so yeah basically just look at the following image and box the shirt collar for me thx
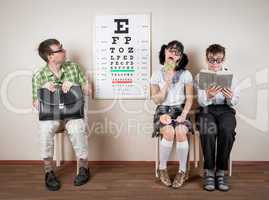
[44,64,54,77]
[44,63,66,77]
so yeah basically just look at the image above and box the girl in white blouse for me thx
[151,40,193,188]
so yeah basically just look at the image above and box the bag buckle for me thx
[59,103,64,109]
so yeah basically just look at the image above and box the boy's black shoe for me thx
[45,171,61,191]
[74,167,90,186]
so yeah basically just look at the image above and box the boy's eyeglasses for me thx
[50,45,65,54]
[207,57,224,64]
[51,49,65,54]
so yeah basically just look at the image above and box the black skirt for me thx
[152,105,193,137]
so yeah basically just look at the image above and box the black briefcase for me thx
[37,86,84,121]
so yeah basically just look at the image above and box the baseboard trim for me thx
[0,160,268,166]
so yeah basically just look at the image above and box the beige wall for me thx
[0,0,269,161]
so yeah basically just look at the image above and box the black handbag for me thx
[38,85,84,121]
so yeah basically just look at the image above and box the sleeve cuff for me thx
[202,98,213,106]
[226,97,237,106]
[198,90,213,107]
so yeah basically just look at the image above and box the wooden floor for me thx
[0,163,268,200]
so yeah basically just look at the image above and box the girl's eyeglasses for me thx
[168,48,182,57]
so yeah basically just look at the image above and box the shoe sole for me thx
[172,184,183,189]
[74,177,89,186]
[204,185,215,191]
[216,186,230,192]
[159,180,172,187]
[216,181,230,191]
[204,188,215,192]
[45,183,61,191]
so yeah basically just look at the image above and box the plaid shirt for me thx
[32,61,87,101]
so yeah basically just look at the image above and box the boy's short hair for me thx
[38,39,60,62]
[206,44,225,58]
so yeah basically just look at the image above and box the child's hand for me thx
[222,87,233,99]
[32,100,38,110]
[43,82,56,92]
[206,86,222,99]
[62,81,73,93]
[160,114,172,125]
[176,113,186,123]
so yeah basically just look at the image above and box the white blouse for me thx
[151,66,193,106]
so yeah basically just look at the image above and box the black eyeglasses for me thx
[50,45,65,54]
[168,48,182,57]
[207,57,224,64]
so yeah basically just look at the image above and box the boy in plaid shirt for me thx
[32,39,91,191]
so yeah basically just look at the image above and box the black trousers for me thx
[196,104,237,170]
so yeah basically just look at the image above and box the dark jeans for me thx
[196,104,237,170]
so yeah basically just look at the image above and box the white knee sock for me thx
[176,140,189,173]
[159,139,173,170]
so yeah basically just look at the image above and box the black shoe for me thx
[74,167,90,186]
[203,176,215,191]
[45,171,61,191]
[216,176,230,192]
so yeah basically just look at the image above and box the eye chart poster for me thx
[94,14,151,99]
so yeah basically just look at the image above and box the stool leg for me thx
[56,133,63,167]
[229,157,232,176]
[55,134,60,167]
[194,134,198,168]
[185,134,191,180]
[77,159,79,175]
[155,137,160,178]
